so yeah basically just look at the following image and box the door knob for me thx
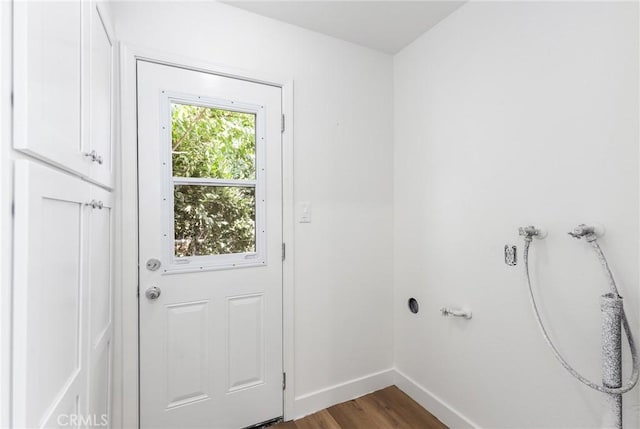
[145,286,161,300]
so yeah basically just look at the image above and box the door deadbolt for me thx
[146,258,161,271]
[145,286,161,300]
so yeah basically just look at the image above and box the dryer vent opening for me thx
[408,298,419,314]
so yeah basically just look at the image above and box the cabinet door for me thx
[13,160,91,428]
[86,185,113,427]
[89,4,115,188]
[13,1,90,177]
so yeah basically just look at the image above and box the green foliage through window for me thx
[171,103,257,257]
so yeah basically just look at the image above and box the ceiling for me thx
[222,1,467,54]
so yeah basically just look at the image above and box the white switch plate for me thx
[299,202,311,223]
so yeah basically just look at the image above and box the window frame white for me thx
[159,91,267,274]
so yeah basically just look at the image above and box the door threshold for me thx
[242,417,283,429]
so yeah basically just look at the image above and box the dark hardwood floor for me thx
[274,386,447,429]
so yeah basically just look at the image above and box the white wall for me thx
[111,0,394,423]
[394,2,639,428]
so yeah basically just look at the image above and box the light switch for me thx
[299,202,311,223]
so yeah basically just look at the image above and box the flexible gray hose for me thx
[523,237,639,394]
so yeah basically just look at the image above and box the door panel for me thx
[165,301,211,408]
[89,190,113,345]
[87,186,114,428]
[89,4,114,187]
[227,294,265,392]
[13,1,88,176]
[32,198,83,420]
[13,161,90,428]
[88,341,110,424]
[137,61,283,429]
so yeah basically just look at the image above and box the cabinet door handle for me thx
[83,150,103,165]
[84,200,104,210]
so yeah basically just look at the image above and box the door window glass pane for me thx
[171,103,256,180]
[174,185,256,257]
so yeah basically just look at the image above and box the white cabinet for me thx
[89,4,115,188]
[13,160,113,428]
[14,2,115,188]
[11,2,116,426]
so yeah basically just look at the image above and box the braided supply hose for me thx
[523,236,639,395]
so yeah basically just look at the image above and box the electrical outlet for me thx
[505,244,517,266]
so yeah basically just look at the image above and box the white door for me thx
[13,161,90,428]
[88,3,115,188]
[137,61,283,429]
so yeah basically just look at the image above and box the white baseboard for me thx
[293,368,395,419]
[394,368,480,429]
[291,367,479,428]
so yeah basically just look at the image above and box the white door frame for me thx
[0,1,12,427]
[114,43,295,428]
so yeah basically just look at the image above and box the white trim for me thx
[113,43,138,429]
[293,369,395,420]
[173,177,256,187]
[122,44,287,90]
[394,368,479,429]
[114,44,295,428]
[0,2,12,426]
[281,80,295,422]
[636,0,640,422]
